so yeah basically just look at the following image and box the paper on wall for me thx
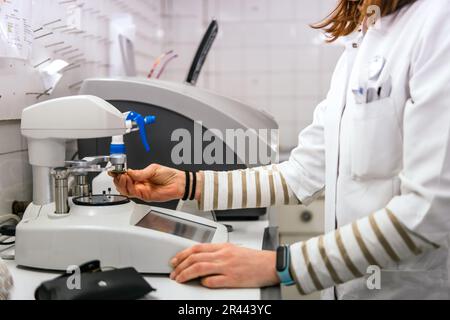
[66,4,82,30]
[0,0,33,60]
[39,59,69,93]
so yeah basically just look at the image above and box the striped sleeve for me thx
[0,258,13,300]
[289,208,440,295]
[198,165,300,211]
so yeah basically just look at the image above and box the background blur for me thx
[160,0,343,153]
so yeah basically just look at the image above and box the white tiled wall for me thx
[160,0,344,153]
[0,0,164,214]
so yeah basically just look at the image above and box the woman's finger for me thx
[125,175,137,197]
[175,262,223,283]
[171,244,228,267]
[170,252,219,280]
[201,275,229,289]
[115,175,129,196]
[128,165,157,182]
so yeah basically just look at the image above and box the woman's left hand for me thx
[170,243,280,289]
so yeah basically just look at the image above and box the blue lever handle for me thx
[145,116,156,125]
[126,112,156,153]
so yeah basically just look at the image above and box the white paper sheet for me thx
[0,0,33,60]
[39,59,69,93]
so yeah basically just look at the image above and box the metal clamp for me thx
[51,168,70,214]
[51,155,128,214]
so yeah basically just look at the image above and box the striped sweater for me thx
[0,258,13,300]
[198,165,439,295]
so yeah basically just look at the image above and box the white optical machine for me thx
[15,95,228,273]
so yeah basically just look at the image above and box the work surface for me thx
[4,221,278,300]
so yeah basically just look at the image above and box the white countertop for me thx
[3,221,270,300]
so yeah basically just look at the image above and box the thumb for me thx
[127,166,156,182]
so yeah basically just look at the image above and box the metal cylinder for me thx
[110,154,127,173]
[113,164,125,173]
[52,168,70,214]
[73,175,90,197]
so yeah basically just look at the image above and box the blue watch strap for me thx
[277,246,296,286]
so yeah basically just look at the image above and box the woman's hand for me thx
[170,244,280,289]
[111,164,187,202]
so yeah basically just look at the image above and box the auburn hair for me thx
[313,0,417,42]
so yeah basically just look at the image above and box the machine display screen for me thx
[135,211,216,243]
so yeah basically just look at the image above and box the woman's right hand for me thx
[110,164,187,202]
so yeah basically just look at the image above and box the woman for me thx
[114,0,450,299]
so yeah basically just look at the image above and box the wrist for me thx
[175,170,187,199]
[176,171,203,201]
[268,251,281,286]
[276,245,296,286]
[195,172,203,201]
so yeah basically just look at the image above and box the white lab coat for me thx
[279,0,450,299]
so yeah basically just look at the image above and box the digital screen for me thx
[135,210,216,243]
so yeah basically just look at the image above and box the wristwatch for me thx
[276,245,296,286]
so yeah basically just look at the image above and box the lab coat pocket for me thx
[350,97,402,180]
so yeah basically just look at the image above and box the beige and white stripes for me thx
[0,258,13,300]
[199,165,299,211]
[289,208,439,295]
[198,165,438,295]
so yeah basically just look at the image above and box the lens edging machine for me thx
[79,78,280,221]
[15,95,229,273]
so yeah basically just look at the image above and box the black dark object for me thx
[189,172,197,201]
[300,210,313,223]
[73,195,131,207]
[0,240,15,246]
[276,245,289,273]
[35,261,155,300]
[0,225,16,237]
[182,171,190,201]
[12,201,31,216]
[186,20,219,86]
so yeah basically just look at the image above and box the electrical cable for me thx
[147,50,174,79]
[71,151,79,161]
[0,225,16,246]
[156,54,179,79]
[0,225,16,237]
[0,240,15,246]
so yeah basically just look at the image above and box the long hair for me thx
[312,0,417,42]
